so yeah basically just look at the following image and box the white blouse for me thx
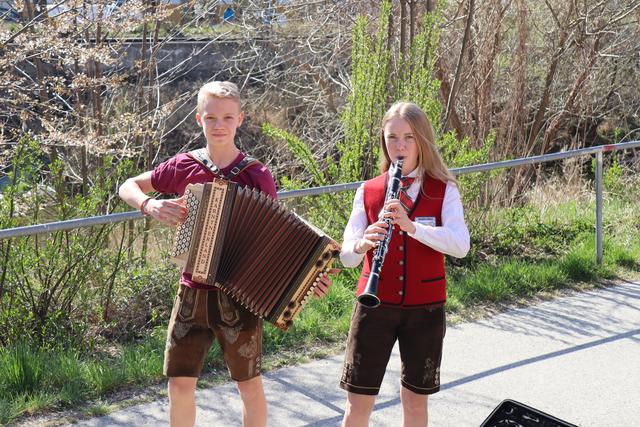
[340,169,471,268]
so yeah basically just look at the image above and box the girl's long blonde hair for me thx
[379,102,456,184]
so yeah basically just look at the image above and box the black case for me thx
[480,399,578,427]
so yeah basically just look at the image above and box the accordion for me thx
[170,179,340,330]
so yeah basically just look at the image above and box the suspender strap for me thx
[189,148,221,176]
[188,148,260,180]
[227,156,260,179]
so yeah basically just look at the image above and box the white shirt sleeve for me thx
[407,182,470,258]
[340,184,368,268]
[339,179,471,267]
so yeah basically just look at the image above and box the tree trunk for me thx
[524,1,576,156]
[444,0,474,131]
[93,20,103,138]
[141,11,162,260]
[540,35,602,154]
[436,58,466,138]
[400,0,407,59]
[409,0,417,45]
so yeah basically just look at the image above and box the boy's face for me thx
[196,96,244,147]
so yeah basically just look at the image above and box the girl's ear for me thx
[195,113,203,127]
[237,112,245,126]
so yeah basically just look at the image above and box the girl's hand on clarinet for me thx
[384,199,416,234]
[355,221,389,254]
[314,268,341,299]
[145,196,188,226]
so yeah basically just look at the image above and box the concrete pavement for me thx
[72,280,640,426]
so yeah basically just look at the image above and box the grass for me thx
[0,329,167,424]
[447,236,639,313]
[1,184,639,425]
[84,404,112,417]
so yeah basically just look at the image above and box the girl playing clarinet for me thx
[339,102,470,426]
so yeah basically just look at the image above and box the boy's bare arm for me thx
[119,171,155,209]
[119,171,186,226]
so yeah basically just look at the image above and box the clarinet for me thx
[357,157,404,308]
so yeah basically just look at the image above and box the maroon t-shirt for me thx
[151,151,277,290]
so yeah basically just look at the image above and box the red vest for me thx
[357,173,447,307]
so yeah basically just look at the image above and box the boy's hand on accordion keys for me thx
[144,196,188,226]
[355,221,389,254]
[313,268,341,299]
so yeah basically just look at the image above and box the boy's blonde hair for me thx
[379,101,456,184]
[197,81,241,114]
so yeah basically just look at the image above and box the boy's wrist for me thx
[140,197,153,216]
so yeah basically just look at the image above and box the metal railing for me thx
[2,140,640,264]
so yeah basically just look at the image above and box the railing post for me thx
[595,150,604,265]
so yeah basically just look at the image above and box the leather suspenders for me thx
[187,148,259,180]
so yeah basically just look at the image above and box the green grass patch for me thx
[0,330,166,424]
[448,259,568,305]
[84,403,112,417]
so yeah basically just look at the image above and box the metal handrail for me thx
[2,140,640,263]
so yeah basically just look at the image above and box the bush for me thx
[0,138,176,349]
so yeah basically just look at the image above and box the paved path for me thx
[72,280,640,426]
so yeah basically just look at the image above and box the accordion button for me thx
[399,260,404,265]
[399,275,404,281]
[398,246,403,251]
[398,291,403,295]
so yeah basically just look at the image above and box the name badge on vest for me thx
[415,216,436,227]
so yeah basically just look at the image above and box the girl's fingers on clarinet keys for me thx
[364,231,384,241]
[356,238,377,253]
[385,198,400,208]
[366,221,388,236]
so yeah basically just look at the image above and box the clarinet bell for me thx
[358,292,381,308]
[358,275,381,308]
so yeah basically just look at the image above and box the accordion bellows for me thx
[170,179,340,330]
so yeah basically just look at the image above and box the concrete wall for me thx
[119,39,241,81]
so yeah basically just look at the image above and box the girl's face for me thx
[383,117,419,174]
